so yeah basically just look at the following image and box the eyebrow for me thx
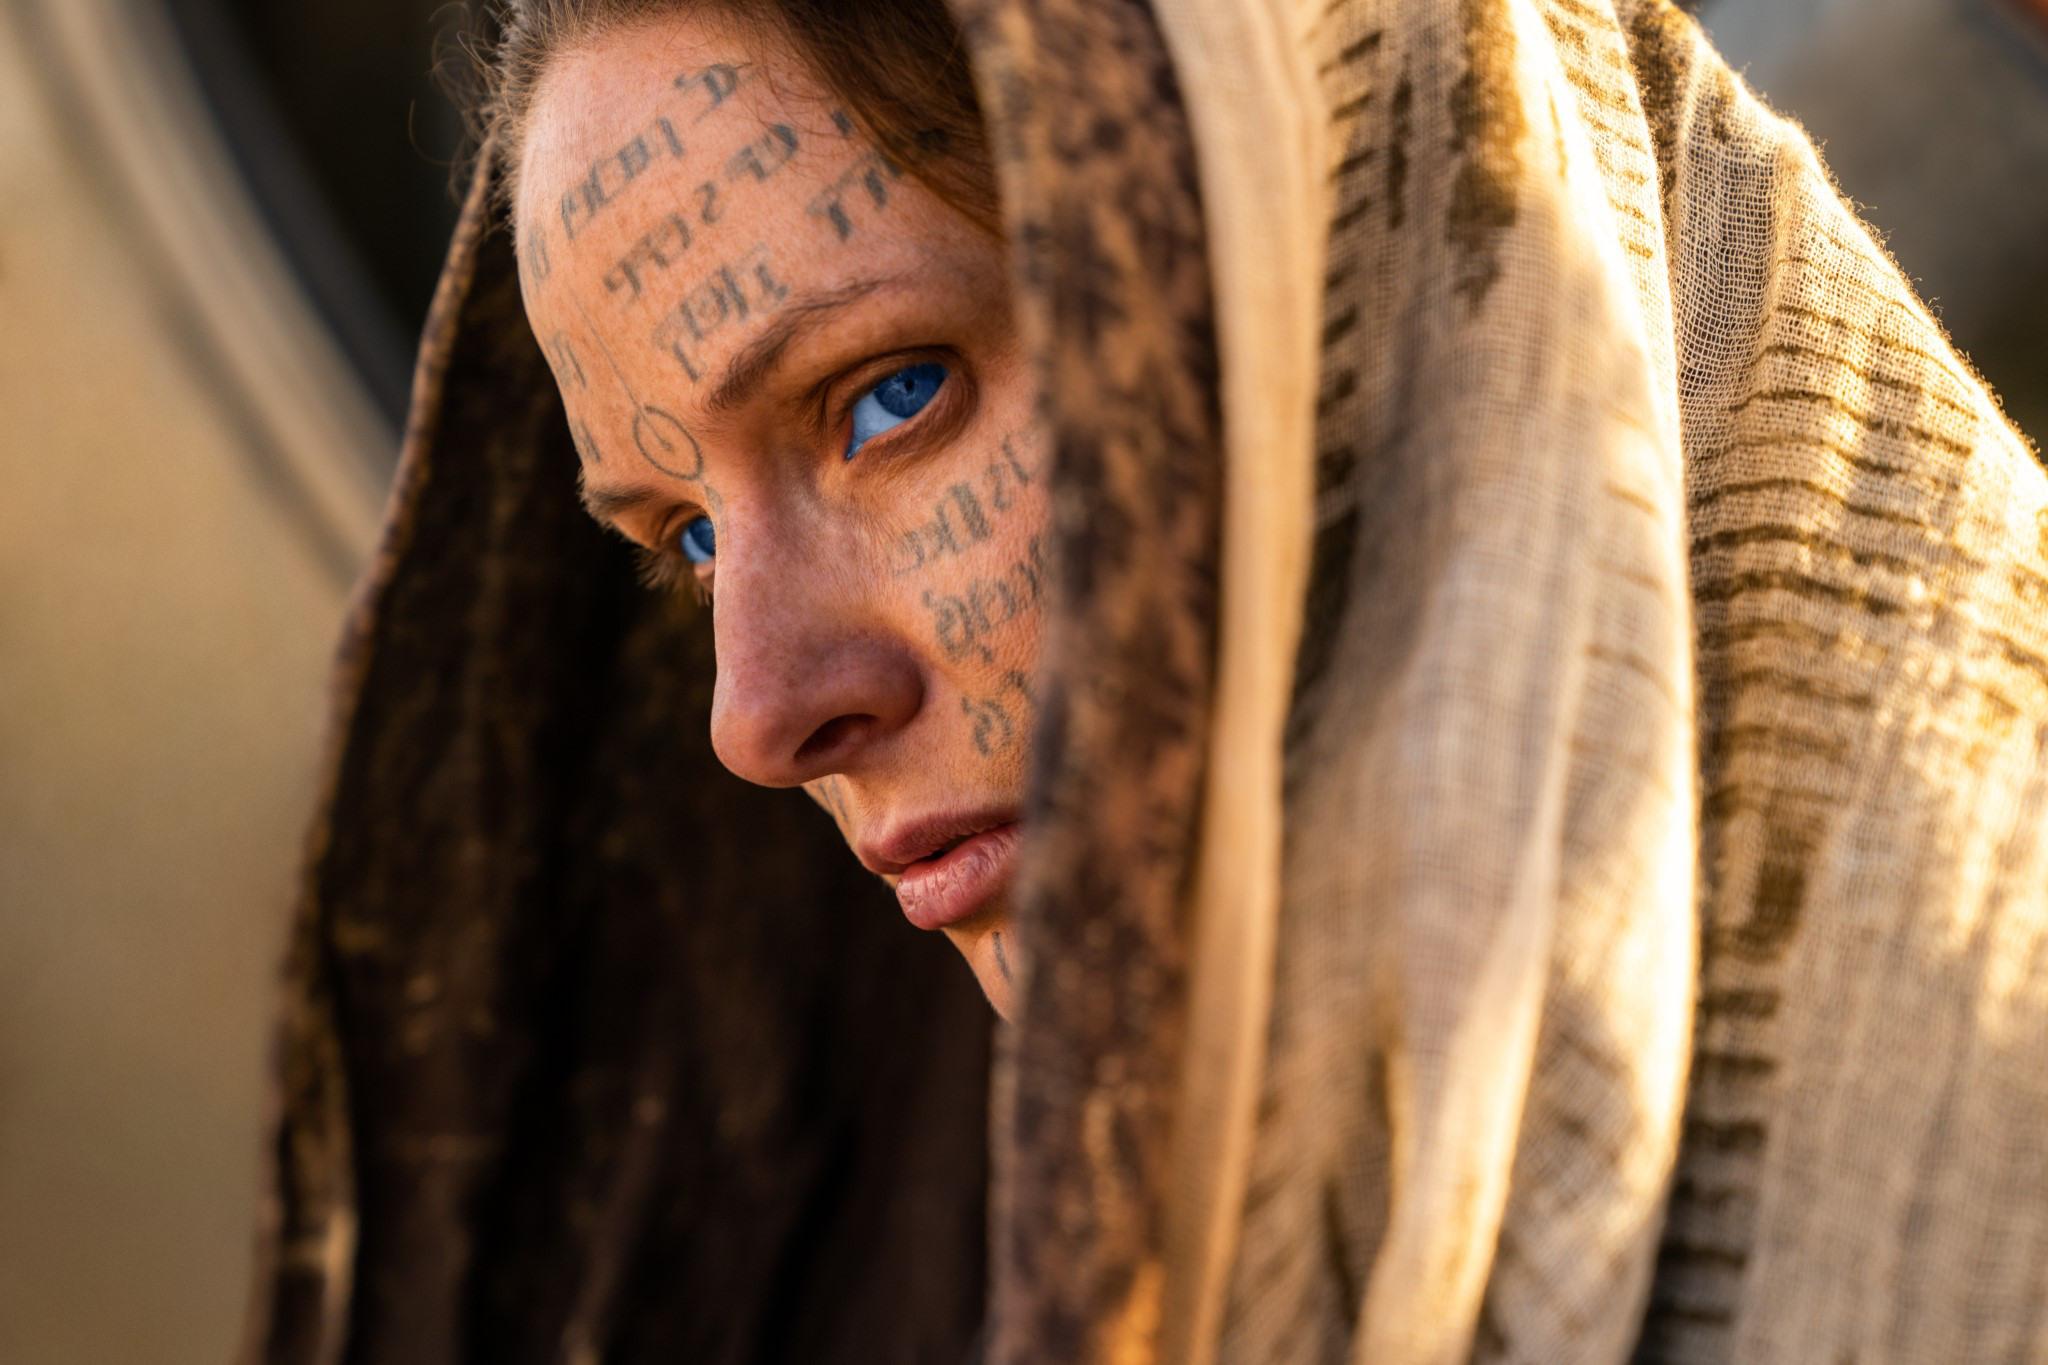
[706,274,902,415]
[580,481,666,523]
[578,274,907,529]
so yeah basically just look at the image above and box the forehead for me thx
[514,15,925,295]
[512,15,979,479]
[518,14,810,229]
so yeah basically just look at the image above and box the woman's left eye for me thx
[843,362,948,460]
[677,515,716,564]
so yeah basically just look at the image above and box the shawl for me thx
[243,1,2048,1362]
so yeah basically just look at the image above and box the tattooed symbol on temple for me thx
[632,405,703,481]
[520,228,554,292]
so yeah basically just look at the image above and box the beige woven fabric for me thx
[1150,0,2048,1361]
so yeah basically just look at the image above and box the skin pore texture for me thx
[516,12,1044,1018]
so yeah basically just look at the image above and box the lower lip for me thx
[895,822,1022,930]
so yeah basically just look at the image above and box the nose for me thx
[706,530,925,789]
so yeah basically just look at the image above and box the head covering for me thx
[244,1,2048,1363]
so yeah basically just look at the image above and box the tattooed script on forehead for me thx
[520,65,730,295]
[521,64,937,305]
[523,55,944,487]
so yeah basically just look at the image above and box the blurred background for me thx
[0,0,2042,1360]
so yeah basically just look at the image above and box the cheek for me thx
[871,438,1051,770]
[884,438,1053,679]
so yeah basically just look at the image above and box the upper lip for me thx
[857,806,1020,876]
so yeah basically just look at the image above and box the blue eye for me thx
[844,362,947,460]
[678,515,716,564]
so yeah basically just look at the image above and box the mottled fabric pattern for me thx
[947,0,1224,1361]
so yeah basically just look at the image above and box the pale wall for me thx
[0,9,377,1361]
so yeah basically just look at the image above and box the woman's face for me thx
[516,14,1042,1017]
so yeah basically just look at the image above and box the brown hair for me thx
[483,0,999,231]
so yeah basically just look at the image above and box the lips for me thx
[858,809,1022,931]
[893,822,1021,930]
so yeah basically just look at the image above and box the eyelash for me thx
[634,541,714,604]
[632,353,957,603]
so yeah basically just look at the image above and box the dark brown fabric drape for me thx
[245,137,995,1365]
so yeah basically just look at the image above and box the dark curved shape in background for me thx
[158,0,489,440]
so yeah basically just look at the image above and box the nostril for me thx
[795,714,871,766]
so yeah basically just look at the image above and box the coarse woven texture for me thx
[1164,0,2048,1362]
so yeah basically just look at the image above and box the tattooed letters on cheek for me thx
[896,484,994,576]
[891,437,1039,575]
[652,246,791,382]
[923,536,1049,665]
[982,434,1037,511]
[961,671,1038,761]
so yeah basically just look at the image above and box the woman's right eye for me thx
[843,362,949,460]
[679,515,716,564]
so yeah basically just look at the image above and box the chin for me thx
[944,916,1017,1020]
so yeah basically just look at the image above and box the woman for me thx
[249,1,2048,1362]
[500,1,1049,1019]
